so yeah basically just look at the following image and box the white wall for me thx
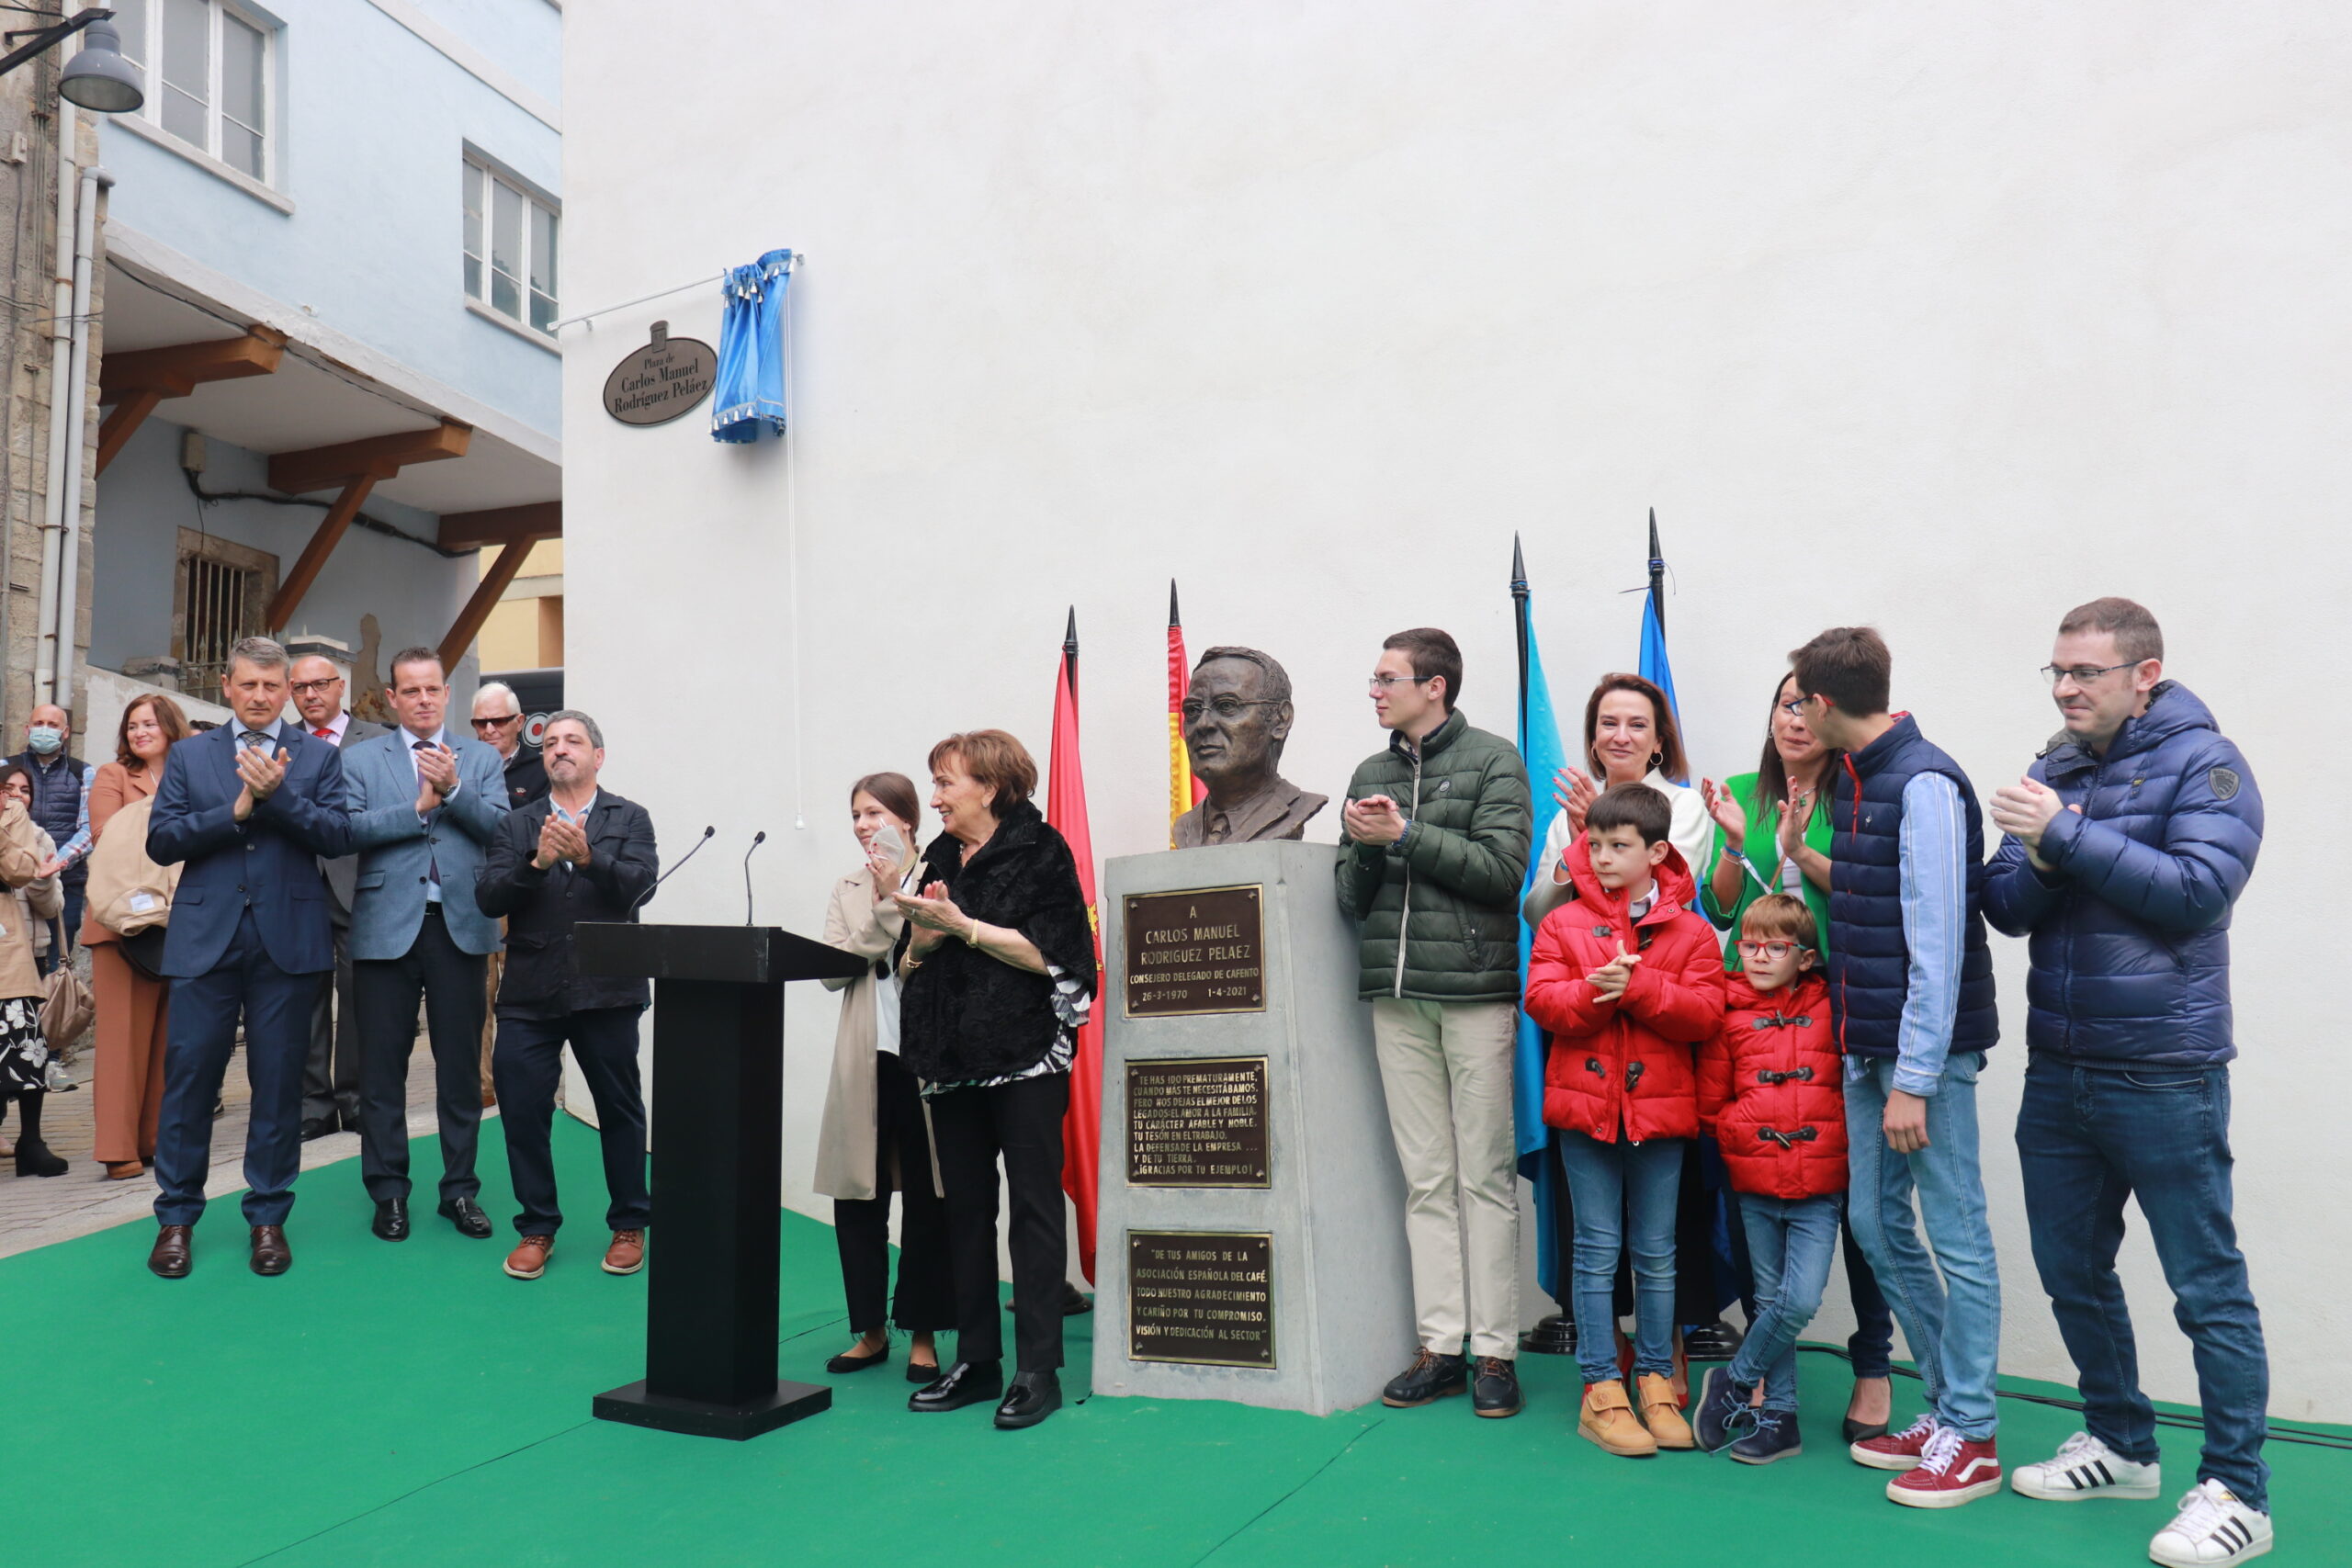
[563,2,2352,1418]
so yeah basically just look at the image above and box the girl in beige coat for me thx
[0,765,66,1176]
[815,773,954,1381]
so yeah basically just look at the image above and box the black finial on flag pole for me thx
[1512,534,1531,734]
[1647,508,1666,637]
[1064,606,1080,694]
[1169,579,1180,627]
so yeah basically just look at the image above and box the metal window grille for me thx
[179,551,264,693]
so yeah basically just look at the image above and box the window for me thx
[172,529,278,694]
[465,160,559,335]
[108,0,273,182]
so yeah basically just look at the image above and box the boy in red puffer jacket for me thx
[1525,783,1726,1459]
[1690,893,1846,1465]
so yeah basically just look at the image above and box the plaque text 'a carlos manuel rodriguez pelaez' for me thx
[1123,885,1266,1018]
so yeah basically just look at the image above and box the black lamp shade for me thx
[59,21,142,114]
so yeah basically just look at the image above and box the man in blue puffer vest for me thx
[1986,598,2271,1568]
[1791,626,2006,1508]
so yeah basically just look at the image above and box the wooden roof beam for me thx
[98,326,287,400]
[437,501,560,552]
[267,420,472,496]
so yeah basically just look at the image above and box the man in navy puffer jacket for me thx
[1986,598,2272,1568]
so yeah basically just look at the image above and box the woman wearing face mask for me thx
[0,763,66,1176]
[1697,672,1895,1442]
[814,771,954,1384]
[83,694,189,1180]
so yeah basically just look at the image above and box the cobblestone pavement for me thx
[0,1031,476,1258]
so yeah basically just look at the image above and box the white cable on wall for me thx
[784,253,806,830]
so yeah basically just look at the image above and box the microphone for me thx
[742,829,768,925]
[627,825,714,917]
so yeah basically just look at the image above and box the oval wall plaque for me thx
[602,321,716,426]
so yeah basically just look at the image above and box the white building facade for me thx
[560,3,2351,1418]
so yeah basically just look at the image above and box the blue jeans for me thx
[2017,1058,2269,1511]
[1844,1053,2001,1439]
[1557,1130,1683,1385]
[1727,1192,1843,1413]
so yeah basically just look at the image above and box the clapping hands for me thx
[1586,942,1642,999]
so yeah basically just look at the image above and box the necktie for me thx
[314,728,333,740]
[240,729,270,750]
[414,740,443,884]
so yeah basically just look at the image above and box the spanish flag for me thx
[1047,609,1102,1282]
[1168,580,1204,843]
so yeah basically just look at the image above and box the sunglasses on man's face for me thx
[471,714,522,729]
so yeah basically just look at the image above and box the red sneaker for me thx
[1850,1413,1940,1471]
[1888,1428,2002,1508]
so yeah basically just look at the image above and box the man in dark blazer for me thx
[344,648,509,1243]
[145,637,354,1279]
[288,653,386,1138]
[473,709,657,1280]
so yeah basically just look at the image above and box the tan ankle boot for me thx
[1639,1371,1694,1450]
[1579,1380,1658,1457]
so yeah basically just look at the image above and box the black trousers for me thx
[302,921,360,1124]
[491,1005,650,1236]
[929,1070,1069,1371]
[356,908,487,1204]
[834,1051,955,1333]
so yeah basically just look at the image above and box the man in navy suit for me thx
[344,648,508,1242]
[145,636,354,1279]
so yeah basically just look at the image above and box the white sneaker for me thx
[2013,1431,2162,1501]
[2149,1480,2273,1567]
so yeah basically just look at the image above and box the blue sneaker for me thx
[1693,1365,1754,1453]
[1730,1408,1804,1465]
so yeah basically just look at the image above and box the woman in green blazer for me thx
[1697,671,1834,967]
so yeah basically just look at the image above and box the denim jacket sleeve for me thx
[1893,772,1965,1096]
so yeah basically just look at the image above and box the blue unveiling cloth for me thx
[712,248,794,443]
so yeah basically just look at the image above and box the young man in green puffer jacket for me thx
[1335,626,1532,1418]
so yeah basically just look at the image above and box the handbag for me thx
[40,916,94,1045]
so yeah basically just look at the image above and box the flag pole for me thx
[1646,507,1666,636]
[1064,605,1080,696]
[1511,533,1531,736]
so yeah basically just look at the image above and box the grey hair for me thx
[226,636,290,673]
[1193,645,1293,706]
[472,680,522,716]
[543,708,603,749]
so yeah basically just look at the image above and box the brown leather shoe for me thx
[1638,1371,1695,1450]
[249,1225,291,1276]
[1579,1380,1658,1457]
[149,1224,192,1279]
[503,1235,553,1280]
[602,1229,645,1275]
[106,1160,147,1181]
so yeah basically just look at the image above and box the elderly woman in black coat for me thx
[891,728,1096,1431]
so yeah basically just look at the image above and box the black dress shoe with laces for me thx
[908,1359,1003,1414]
[249,1224,292,1276]
[439,1196,493,1238]
[995,1370,1062,1430]
[372,1198,410,1241]
[1472,1357,1524,1418]
[149,1224,192,1279]
[1381,1348,1468,1408]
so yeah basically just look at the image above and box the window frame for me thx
[462,153,560,338]
[109,0,278,186]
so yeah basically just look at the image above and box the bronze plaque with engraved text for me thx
[1126,1231,1275,1369]
[1123,884,1265,1018]
[1126,1055,1270,1188]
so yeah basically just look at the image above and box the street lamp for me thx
[0,8,144,114]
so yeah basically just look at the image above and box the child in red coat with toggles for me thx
[1525,783,1727,1459]
[1690,893,1847,1465]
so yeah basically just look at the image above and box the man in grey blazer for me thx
[289,654,387,1139]
[345,647,509,1242]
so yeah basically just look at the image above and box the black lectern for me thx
[576,922,865,1440]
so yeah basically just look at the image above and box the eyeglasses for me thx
[1367,674,1431,694]
[1778,697,1809,717]
[2041,662,2139,688]
[470,714,522,729]
[288,679,342,696]
[1182,697,1281,723]
[1736,939,1810,961]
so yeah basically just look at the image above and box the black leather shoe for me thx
[149,1224,192,1279]
[1061,1281,1092,1316]
[249,1224,291,1276]
[906,1359,940,1385]
[826,1344,891,1375]
[1472,1357,1524,1418]
[1381,1348,1468,1408]
[1519,1312,1579,1356]
[300,1117,334,1143]
[1683,1319,1745,1360]
[1843,1416,1891,1444]
[372,1198,410,1241]
[994,1370,1061,1430]
[908,1359,1003,1414]
[438,1196,493,1238]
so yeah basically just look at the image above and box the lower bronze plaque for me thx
[1127,1055,1270,1188]
[1124,884,1266,1017]
[1127,1231,1275,1369]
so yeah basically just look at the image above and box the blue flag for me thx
[1639,511,1681,763]
[1512,555,1569,1301]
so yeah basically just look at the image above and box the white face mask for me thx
[26,726,62,755]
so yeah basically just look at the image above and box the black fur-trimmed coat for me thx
[899,799,1098,1084]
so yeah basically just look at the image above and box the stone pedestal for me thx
[1091,841,1412,1416]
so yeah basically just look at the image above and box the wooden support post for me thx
[94,387,165,476]
[266,474,377,631]
[438,537,536,670]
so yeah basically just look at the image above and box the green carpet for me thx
[13,1117,2341,1567]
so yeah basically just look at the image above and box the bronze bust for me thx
[1172,647,1328,847]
